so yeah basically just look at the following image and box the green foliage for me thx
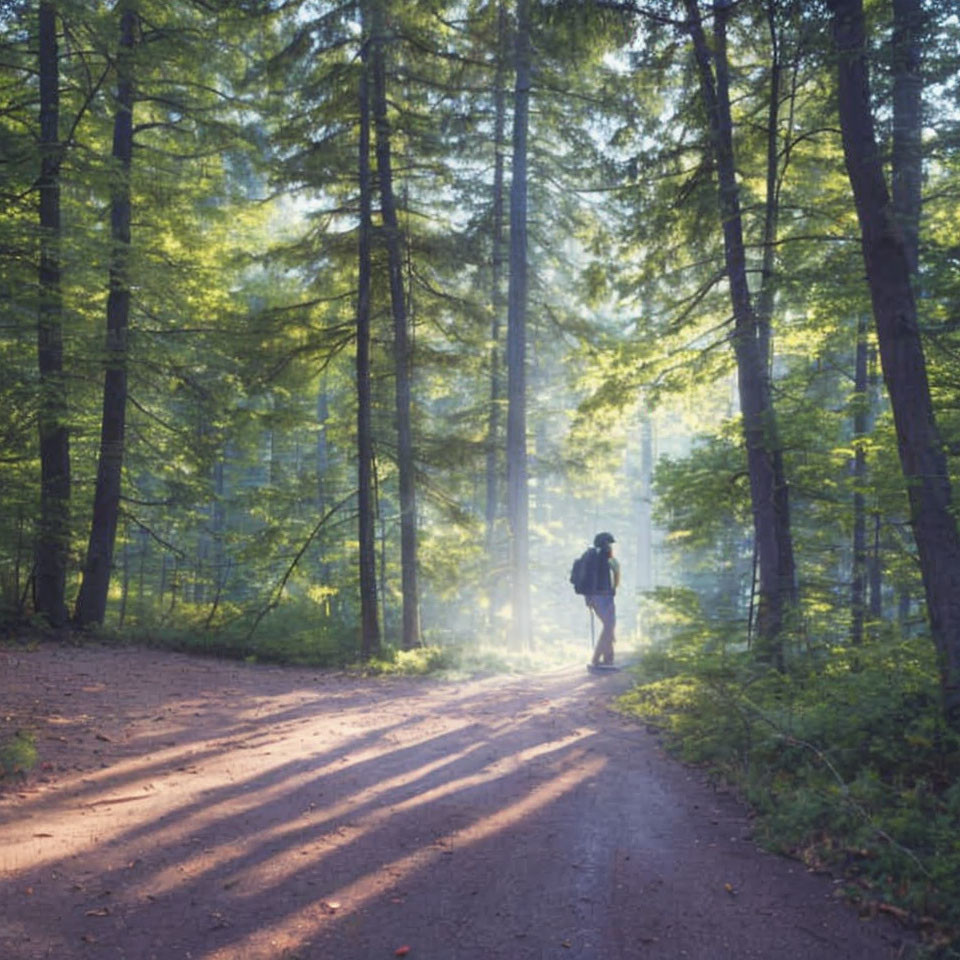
[620,630,960,946]
[0,730,37,780]
[93,594,356,668]
[362,644,459,676]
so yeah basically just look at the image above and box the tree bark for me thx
[74,3,137,626]
[685,0,796,667]
[868,344,883,622]
[486,0,508,628]
[506,0,532,650]
[850,314,869,647]
[36,1,71,628]
[370,0,420,650]
[754,0,781,374]
[891,0,923,275]
[828,0,960,728]
[637,410,654,633]
[356,11,381,659]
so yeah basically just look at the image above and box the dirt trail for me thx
[1,644,911,960]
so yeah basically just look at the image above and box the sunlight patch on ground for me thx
[0,705,484,875]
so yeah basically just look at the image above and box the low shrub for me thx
[0,731,37,780]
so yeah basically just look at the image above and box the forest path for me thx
[0,643,911,960]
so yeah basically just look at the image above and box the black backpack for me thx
[570,547,598,595]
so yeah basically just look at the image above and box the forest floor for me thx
[0,641,917,960]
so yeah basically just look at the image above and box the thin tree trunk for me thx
[506,0,532,650]
[850,314,869,647]
[376,461,388,639]
[869,512,883,619]
[203,556,230,631]
[14,506,24,614]
[828,0,960,728]
[637,410,654,635]
[118,522,129,628]
[74,3,137,626]
[371,1,420,650]
[317,385,329,511]
[867,346,883,620]
[685,0,796,667]
[169,556,179,615]
[356,13,380,659]
[159,550,167,611]
[137,525,146,609]
[36,1,71,628]
[486,0,508,628]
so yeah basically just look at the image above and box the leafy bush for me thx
[0,731,37,780]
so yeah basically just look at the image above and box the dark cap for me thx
[593,532,615,548]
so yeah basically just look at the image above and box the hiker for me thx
[587,532,619,667]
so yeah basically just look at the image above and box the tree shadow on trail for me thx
[0,651,608,960]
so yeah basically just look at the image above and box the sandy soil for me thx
[0,642,914,960]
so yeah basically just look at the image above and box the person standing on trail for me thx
[587,532,619,667]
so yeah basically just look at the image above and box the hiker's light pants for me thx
[588,593,616,665]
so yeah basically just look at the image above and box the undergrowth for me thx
[0,730,37,780]
[619,636,960,957]
[14,604,595,679]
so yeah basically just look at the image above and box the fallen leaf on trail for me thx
[80,934,97,943]
[395,947,411,956]
[95,733,112,742]
[85,907,110,917]
[562,940,572,948]
[723,883,736,895]
[323,900,341,912]
[24,887,33,896]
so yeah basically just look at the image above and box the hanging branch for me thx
[245,491,357,644]
[120,509,186,559]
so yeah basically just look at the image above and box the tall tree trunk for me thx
[118,521,129,628]
[754,0,782,373]
[74,3,137,626]
[317,385,329,511]
[36,1,71,628]
[486,0,508,628]
[891,0,923,275]
[356,13,380,659]
[637,410,654,633]
[828,0,960,729]
[685,0,796,667]
[506,0,532,650]
[850,314,869,647]
[371,1,420,650]
[867,345,883,621]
